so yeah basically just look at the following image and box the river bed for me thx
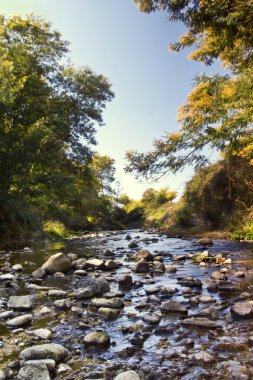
[0,230,253,379]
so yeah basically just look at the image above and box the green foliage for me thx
[0,15,118,245]
[232,221,253,241]
[43,220,70,239]
[127,1,253,179]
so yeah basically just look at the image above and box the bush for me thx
[43,220,70,239]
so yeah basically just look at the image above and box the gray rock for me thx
[12,264,23,271]
[114,371,140,380]
[91,297,124,309]
[41,253,71,274]
[218,281,240,292]
[7,314,32,327]
[193,350,215,365]
[53,299,72,309]
[56,364,71,375]
[83,331,110,348]
[182,317,222,329]
[27,329,51,340]
[132,249,153,262]
[128,241,139,248]
[104,260,120,270]
[8,295,34,311]
[0,310,14,320]
[84,259,105,270]
[22,360,55,372]
[142,313,160,324]
[19,343,69,362]
[172,255,187,261]
[133,260,149,273]
[210,271,228,281]
[231,301,253,320]
[0,274,15,281]
[165,265,177,273]
[152,261,165,272]
[199,295,216,303]
[17,363,50,380]
[118,275,133,290]
[31,268,46,279]
[73,288,93,299]
[98,307,120,320]
[0,370,6,380]
[161,300,188,315]
[194,238,213,246]
[47,290,67,298]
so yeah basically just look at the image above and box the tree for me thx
[0,15,114,194]
[126,1,253,179]
[134,0,253,71]
[0,15,114,244]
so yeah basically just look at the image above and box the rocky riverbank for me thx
[0,231,253,379]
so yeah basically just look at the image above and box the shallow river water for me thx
[1,230,253,379]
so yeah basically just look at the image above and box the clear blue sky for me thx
[0,0,225,199]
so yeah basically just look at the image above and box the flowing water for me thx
[1,230,253,379]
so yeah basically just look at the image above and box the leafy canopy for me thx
[126,1,253,178]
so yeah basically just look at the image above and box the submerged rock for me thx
[19,344,69,362]
[41,253,71,274]
[83,331,110,348]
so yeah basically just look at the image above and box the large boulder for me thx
[114,371,140,380]
[41,253,71,274]
[19,344,69,362]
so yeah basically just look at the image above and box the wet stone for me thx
[98,307,120,320]
[17,363,51,380]
[31,268,46,279]
[182,317,222,329]
[114,371,140,380]
[210,271,228,281]
[133,260,149,273]
[83,331,110,348]
[118,275,133,290]
[141,313,161,324]
[231,301,253,320]
[165,265,177,273]
[47,290,67,297]
[161,300,188,315]
[132,249,153,262]
[22,359,55,372]
[192,350,215,365]
[7,314,32,327]
[91,297,124,309]
[27,329,52,340]
[218,280,240,292]
[19,343,69,362]
[42,252,71,274]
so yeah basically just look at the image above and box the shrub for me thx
[43,220,70,239]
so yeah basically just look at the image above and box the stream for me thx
[0,230,253,379]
